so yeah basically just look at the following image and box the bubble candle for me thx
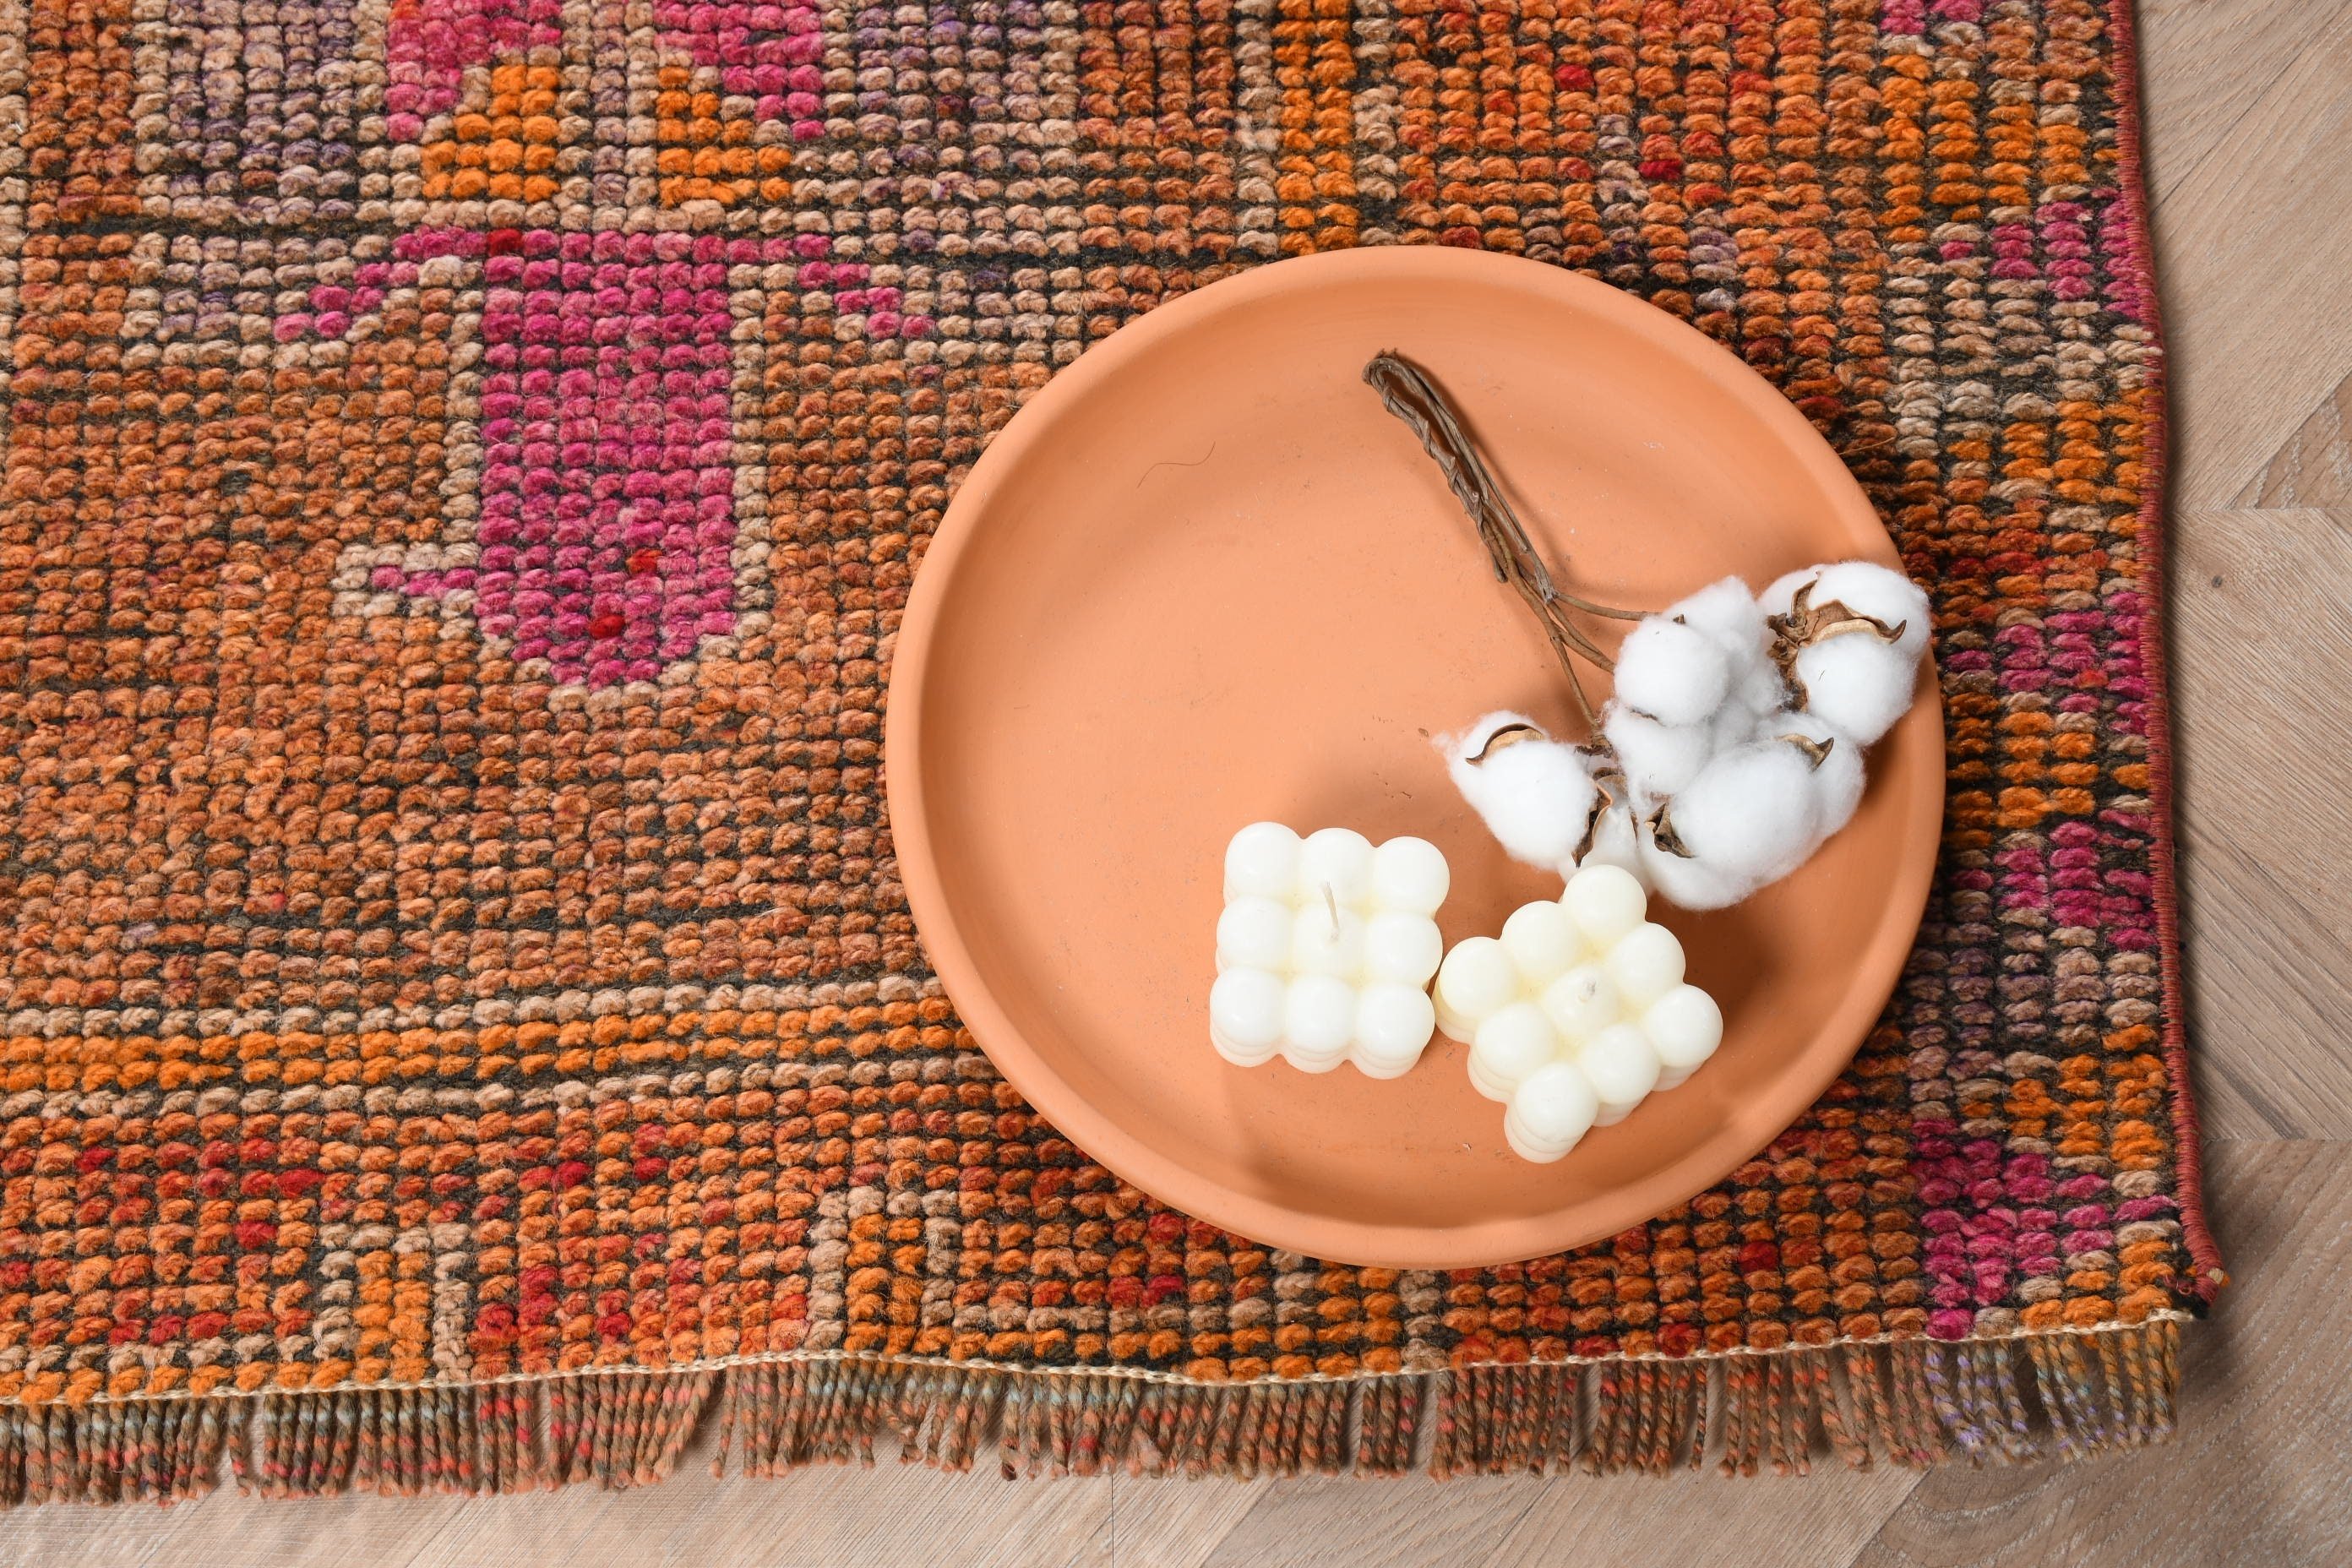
[1210,824,1450,1078]
[1434,863,1724,1160]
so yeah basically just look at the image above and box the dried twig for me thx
[1363,351,1642,726]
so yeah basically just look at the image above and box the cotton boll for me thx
[1804,561,1931,662]
[1296,826,1376,907]
[1604,705,1715,799]
[1666,743,1821,884]
[1635,828,1751,912]
[1669,576,1769,659]
[1209,969,1286,1066]
[1669,577,1780,714]
[1446,721,1599,869]
[1731,652,1791,717]
[1758,708,1865,841]
[1712,699,1768,760]
[1793,634,1919,746]
[1449,710,1548,756]
[1613,616,1733,727]
[1764,561,1931,710]
[1759,567,1817,621]
[1223,821,1300,901]
[1571,799,1647,885]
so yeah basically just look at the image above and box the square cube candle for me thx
[1210,824,1450,1077]
[1433,863,1724,1161]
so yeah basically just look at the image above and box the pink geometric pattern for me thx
[357,229,741,687]
[652,0,827,133]
[385,0,566,123]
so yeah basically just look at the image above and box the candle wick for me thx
[1323,883,1339,935]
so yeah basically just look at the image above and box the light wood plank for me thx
[2141,0,2352,509]
[1849,1143,2352,1568]
[1484,1461,1922,1568]
[2137,0,2322,191]
[7,1460,1119,1568]
[2170,506,2352,1141]
[1102,1476,1271,1567]
[1192,1476,1549,1568]
[2235,373,2352,507]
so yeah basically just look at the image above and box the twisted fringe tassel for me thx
[0,1322,2181,1503]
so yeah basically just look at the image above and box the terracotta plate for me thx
[888,248,1941,1269]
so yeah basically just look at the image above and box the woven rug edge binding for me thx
[2105,0,2225,1304]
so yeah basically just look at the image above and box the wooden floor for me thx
[10,3,2352,1563]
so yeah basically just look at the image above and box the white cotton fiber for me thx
[1815,563,1930,662]
[1665,742,1821,884]
[1612,617,1732,727]
[1731,651,1790,717]
[1529,564,1933,913]
[1758,707,1865,841]
[1793,634,1919,746]
[1451,710,1547,757]
[1667,576,1783,716]
[1604,705,1715,799]
[1669,576,1767,654]
[1445,713,1599,870]
[1761,567,1815,622]
[1568,798,1647,885]
[1763,561,1931,663]
[1635,830,1748,911]
[1707,700,1762,760]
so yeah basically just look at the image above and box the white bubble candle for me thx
[1433,863,1724,1161]
[1210,824,1450,1078]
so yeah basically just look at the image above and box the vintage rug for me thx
[0,0,2221,1500]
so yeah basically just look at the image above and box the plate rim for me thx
[886,245,1944,1269]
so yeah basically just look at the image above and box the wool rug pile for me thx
[0,0,2219,1500]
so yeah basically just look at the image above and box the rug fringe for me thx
[0,1321,2181,1501]
[0,1394,229,1505]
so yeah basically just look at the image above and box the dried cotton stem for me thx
[1364,351,1642,726]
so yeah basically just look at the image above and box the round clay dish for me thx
[888,247,1941,1269]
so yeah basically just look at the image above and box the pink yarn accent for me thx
[650,0,825,122]
[398,231,743,685]
[300,230,928,684]
[2039,201,2096,302]
[385,0,566,121]
[2094,188,2154,325]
